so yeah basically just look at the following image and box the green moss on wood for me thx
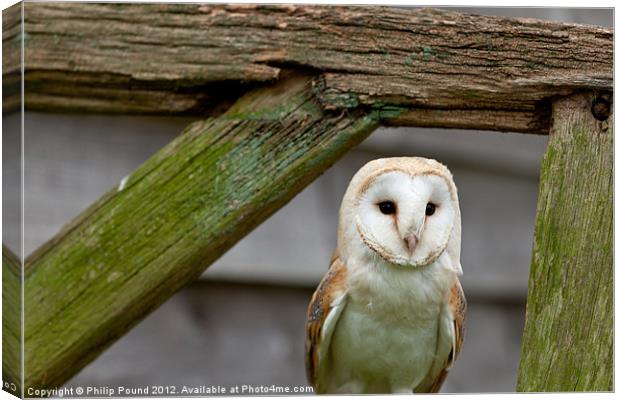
[422,46,433,60]
[3,244,22,397]
[370,103,408,121]
[517,93,613,392]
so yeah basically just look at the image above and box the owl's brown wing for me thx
[417,278,467,393]
[305,252,348,390]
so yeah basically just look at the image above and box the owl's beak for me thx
[404,233,418,253]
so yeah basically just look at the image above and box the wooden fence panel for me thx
[1,3,614,393]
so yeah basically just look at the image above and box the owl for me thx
[305,157,466,394]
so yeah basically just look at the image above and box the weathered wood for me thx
[2,4,22,384]
[2,245,22,397]
[2,3,21,113]
[3,4,612,134]
[517,92,613,391]
[2,4,23,397]
[385,106,550,134]
[22,72,386,390]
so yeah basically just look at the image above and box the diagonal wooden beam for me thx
[516,93,613,391]
[3,4,612,134]
[20,72,388,391]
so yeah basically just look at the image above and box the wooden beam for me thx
[3,4,612,134]
[385,106,550,134]
[2,8,23,386]
[3,244,22,397]
[2,3,21,113]
[516,92,613,391]
[21,72,384,391]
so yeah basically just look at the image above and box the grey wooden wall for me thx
[3,6,611,394]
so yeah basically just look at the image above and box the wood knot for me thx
[591,93,612,121]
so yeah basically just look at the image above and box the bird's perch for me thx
[1,3,614,395]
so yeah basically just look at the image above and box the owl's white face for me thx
[353,171,456,267]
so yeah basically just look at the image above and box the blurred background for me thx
[2,7,613,394]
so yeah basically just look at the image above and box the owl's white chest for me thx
[326,255,455,393]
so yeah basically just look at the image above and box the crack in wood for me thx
[2,4,612,135]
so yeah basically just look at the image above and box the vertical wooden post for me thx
[2,245,22,397]
[517,93,613,391]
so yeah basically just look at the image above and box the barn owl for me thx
[305,157,466,394]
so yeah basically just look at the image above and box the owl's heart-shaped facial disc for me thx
[355,171,455,267]
[337,158,460,269]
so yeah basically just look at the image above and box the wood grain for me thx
[3,4,613,133]
[21,72,382,390]
[2,3,21,113]
[517,92,613,391]
[386,106,550,134]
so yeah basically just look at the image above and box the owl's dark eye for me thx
[378,201,396,215]
[425,203,436,216]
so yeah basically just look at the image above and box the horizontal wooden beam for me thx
[3,4,612,133]
[21,72,383,391]
[385,106,550,134]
